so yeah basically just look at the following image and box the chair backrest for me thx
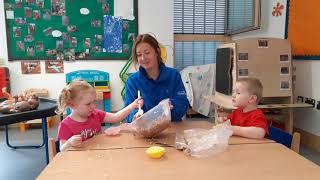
[269,126,300,153]
[49,138,60,160]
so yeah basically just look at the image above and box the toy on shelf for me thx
[66,70,111,114]
[0,67,10,100]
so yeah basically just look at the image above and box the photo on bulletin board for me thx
[238,69,249,77]
[280,54,289,62]
[21,61,41,74]
[4,0,138,61]
[258,39,268,48]
[280,81,290,90]
[280,66,289,75]
[238,53,248,61]
[45,60,64,73]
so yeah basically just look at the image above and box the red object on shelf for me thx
[0,67,10,98]
[103,92,111,99]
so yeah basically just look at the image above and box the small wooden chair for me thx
[48,138,60,160]
[269,126,301,153]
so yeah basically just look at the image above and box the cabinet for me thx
[209,38,312,133]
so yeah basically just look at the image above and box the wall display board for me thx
[4,0,138,61]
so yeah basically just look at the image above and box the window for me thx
[175,41,221,71]
[174,0,260,71]
[226,0,261,35]
[174,0,227,71]
[174,0,225,34]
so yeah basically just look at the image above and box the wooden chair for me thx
[48,138,60,160]
[269,126,301,153]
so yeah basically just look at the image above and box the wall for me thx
[0,0,174,111]
[232,0,286,40]
[233,0,320,136]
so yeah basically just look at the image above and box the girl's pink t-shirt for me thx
[57,109,106,141]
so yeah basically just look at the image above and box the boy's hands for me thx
[217,108,229,123]
[68,135,82,147]
[217,115,228,123]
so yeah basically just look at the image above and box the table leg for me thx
[41,117,49,164]
[4,117,49,164]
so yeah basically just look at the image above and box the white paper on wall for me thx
[114,0,134,20]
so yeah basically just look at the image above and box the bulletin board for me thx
[4,0,138,61]
[286,0,320,57]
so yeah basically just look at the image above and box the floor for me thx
[0,119,320,180]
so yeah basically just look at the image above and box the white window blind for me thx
[175,41,221,71]
[226,0,260,34]
[174,0,226,34]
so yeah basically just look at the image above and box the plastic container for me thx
[132,99,171,138]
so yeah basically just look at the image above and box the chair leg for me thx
[291,132,301,153]
[20,122,27,133]
[48,138,57,161]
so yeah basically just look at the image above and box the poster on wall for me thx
[45,60,64,73]
[21,61,41,74]
[4,0,138,61]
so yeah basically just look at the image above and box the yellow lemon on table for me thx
[145,146,166,159]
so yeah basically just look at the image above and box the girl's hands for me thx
[131,97,144,109]
[68,135,82,147]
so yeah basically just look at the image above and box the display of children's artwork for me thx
[103,15,123,53]
[21,61,41,74]
[45,60,64,73]
[4,0,138,61]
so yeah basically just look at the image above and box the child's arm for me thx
[232,126,266,139]
[59,135,82,151]
[103,98,142,124]
[216,108,231,124]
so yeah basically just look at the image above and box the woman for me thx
[125,34,189,122]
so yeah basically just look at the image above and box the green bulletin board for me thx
[4,0,138,61]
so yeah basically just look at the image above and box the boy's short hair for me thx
[237,78,263,103]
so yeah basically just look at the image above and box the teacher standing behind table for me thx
[125,34,189,123]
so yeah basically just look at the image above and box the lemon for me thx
[145,146,166,159]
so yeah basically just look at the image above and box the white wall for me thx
[233,0,320,136]
[0,0,173,111]
[233,0,286,39]
[293,61,320,135]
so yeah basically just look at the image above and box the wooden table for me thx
[38,143,320,180]
[69,120,274,150]
[37,120,320,179]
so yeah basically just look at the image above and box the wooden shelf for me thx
[203,94,312,110]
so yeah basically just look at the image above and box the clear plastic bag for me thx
[131,99,171,138]
[175,120,233,158]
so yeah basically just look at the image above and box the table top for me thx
[37,143,320,180]
[0,98,57,126]
[69,120,274,151]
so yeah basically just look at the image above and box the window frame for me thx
[173,0,260,68]
[225,0,261,35]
